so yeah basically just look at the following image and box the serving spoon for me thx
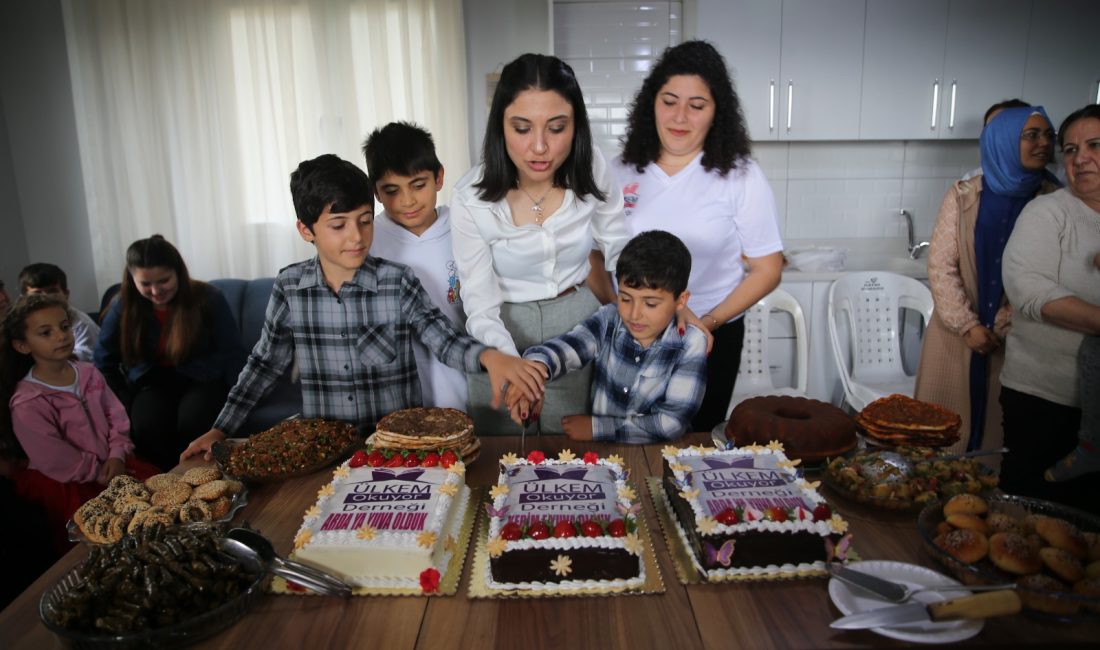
[221,528,352,597]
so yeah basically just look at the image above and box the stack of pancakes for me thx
[368,407,480,463]
[856,394,961,447]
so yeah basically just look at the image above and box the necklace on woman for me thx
[520,185,552,224]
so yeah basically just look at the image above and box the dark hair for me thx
[616,230,691,297]
[289,154,374,229]
[363,122,442,188]
[475,53,605,203]
[620,40,750,176]
[119,235,208,367]
[1058,104,1100,149]
[19,263,68,294]
[983,99,1030,126]
[0,293,71,459]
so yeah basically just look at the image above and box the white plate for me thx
[828,560,982,644]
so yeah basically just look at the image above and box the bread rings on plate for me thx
[988,532,1042,574]
[946,513,991,536]
[1034,517,1089,559]
[1039,547,1085,583]
[943,493,988,517]
[940,528,989,564]
[986,512,1023,534]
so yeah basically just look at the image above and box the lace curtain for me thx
[62,0,469,292]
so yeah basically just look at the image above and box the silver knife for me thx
[830,590,1021,629]
[830,563,1013,603]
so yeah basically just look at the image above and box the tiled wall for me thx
[554,1,981,242]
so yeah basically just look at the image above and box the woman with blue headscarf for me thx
[915,105,1059,459]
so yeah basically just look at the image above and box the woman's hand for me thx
[480,350,547,409]
[97,457,127,485]
[181,428,227,462]
[561,415,593,441]
[962,325,1000,355]
[676,307,715,353]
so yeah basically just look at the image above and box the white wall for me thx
[0,95,30,299]
[0,0,97,311]
[463,0,551,166]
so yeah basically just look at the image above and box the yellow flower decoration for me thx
[304,505,321,519]
[678,487,700,501]
[690,444,709,454]
[293,529,312,550]
[439,483,458,497]
[622,532,644,556]
[333,465,350,479]
[486,536,508,558]
[798,479,822,490]
[745,443,766,453]
[550,554,573,577]
[447,462,466,476]
[558,449,576,462]
[829,514,849,534]
[500,452,519,465]
[696,517,718,535]
[318,483,335,498]
[606,454,624,467]
[489,484,510,499]
[356,526,377,541]
[661,445,680,458]
[618,485,637,501]
[766,440,785,453]
[444,534,457,553]
[669,463,691,473]
[417,531,438,549]
[777,458,802,469]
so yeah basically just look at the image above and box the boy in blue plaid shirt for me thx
[183,155,545,460]
[507,231,707,444]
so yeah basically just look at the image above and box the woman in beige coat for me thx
[915,106,1060,457]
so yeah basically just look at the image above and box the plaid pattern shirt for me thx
[214,256,487,435]
[523,304,708,444]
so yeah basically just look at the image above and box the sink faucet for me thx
[900,209,930,259]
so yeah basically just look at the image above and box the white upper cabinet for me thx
[1021,0,1100,128]
[695,0,782,141]
[697,0,865,141]
[938,0,1031,139]
[860,0,949,140]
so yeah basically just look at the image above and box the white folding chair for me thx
[827,271,933,412]
[725,288,809,418]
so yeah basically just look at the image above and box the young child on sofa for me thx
[0,294,158,552]
[19,263,100,362]
[363,122,467,411]
[182,154,545,461]
[506,230,707,444]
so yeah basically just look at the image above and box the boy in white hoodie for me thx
[363,122,468,410]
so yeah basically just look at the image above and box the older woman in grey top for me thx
[1000,104,1100,514]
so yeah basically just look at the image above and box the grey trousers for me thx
[467,287,599,435]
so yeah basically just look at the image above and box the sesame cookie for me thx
[150,482,193,507]
[179,500,212,523]
[192,479,230,501]
[209,496,233,519]
[181,467,221,486]
[144,473,181,491]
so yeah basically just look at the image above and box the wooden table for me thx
[2,433,1097,649]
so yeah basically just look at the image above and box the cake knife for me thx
[830,590,1020,629]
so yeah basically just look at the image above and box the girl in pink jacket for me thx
[1,294,157,552]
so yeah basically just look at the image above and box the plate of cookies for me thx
[918,493,1100,620]
[68,467,248,545]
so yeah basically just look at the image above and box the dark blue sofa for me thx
[98,278,300,436]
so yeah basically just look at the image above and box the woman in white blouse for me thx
[451,53,630,435]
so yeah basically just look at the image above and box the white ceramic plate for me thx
[828,560,982,644]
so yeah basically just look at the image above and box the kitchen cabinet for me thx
[861,0,1031,140]
[1021,0,1100,126]
[696,0,865,141]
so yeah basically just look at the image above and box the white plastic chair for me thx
[725,288,809,418]
[827,271,933,412]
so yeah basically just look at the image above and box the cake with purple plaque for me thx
[484,450,645,591]
[661,444,850,580]
[290,451,470,591]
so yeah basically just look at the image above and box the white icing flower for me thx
[550,554,573,577]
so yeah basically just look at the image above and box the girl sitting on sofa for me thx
[0,294,159,552]
[94,235,245,469]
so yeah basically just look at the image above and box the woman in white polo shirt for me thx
[451,53,630,435]
[610,40,784,432]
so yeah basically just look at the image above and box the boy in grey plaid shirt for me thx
[507,231,707,443]
[183,155,545,460]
